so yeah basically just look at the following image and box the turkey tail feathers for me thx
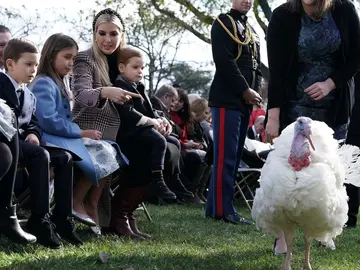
[338,144,360,187]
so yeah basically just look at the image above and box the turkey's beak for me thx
[306,134,315,151]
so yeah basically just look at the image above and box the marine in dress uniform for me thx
[205,3,262,224]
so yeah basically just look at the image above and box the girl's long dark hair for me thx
[176,89,192,125]
[36,33,78,95]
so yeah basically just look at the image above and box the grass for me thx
[0,203,359,270]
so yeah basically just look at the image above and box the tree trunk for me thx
[253,0,268,34]
[148,59,156,96]
[258,0,273,22]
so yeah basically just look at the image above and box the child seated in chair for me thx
[110,46,172,239]
[0,38,82,248]
[30,33,123,237]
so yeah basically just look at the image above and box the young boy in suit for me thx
[115,46,192,197]
[0,38,81,248]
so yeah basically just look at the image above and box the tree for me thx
[127,1,185,95]
[149,0,271,80]
[167,62,213,97]
[149,0,272,41]
[61,0,185,95]
[0,5,49,44]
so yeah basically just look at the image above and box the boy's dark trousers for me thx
[19,141,73,218]
[19,141,51,216]
[119,127,167,186]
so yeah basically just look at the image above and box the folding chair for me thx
[234,161,261,211]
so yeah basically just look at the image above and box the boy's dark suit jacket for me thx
[0,73,81,161]
[0,72,42,140]
[114,76,157,142]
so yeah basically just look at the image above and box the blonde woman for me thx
[71,8,157,239]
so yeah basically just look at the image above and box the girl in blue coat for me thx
[30,33,123,235]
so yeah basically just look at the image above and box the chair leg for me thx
[141,202,153,223]
[235,182,252,211]
[17,189,31,210]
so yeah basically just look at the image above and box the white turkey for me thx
[251,116,360,270]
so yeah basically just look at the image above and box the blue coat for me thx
[30,76,99,185]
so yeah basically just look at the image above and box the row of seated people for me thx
[0,34,213,249]
[0,14,266,249]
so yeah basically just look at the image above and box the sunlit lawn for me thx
[0,203,359,269]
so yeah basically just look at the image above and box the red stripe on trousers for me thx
[216,108,225,216]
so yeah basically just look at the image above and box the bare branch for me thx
[253,0,268,34]
[171,0,214,24]
[150,0,211,44]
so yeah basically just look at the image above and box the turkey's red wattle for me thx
[288,151,311,171]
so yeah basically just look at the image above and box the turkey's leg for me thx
[303,235,312,270]
[275,230,287,254]
[282,228,295,270]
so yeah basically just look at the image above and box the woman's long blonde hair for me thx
[92,12,126,86]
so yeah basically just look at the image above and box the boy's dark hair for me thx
[118,46,143,65]
[3,38,38,70]
[0,25,10,34]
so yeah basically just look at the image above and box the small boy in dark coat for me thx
[114,47,193,202]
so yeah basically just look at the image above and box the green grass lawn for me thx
[0,204,359,270]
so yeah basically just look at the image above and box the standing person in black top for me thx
[264,0,360,255]
[344,72,360,229]
[205,0,262,225]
